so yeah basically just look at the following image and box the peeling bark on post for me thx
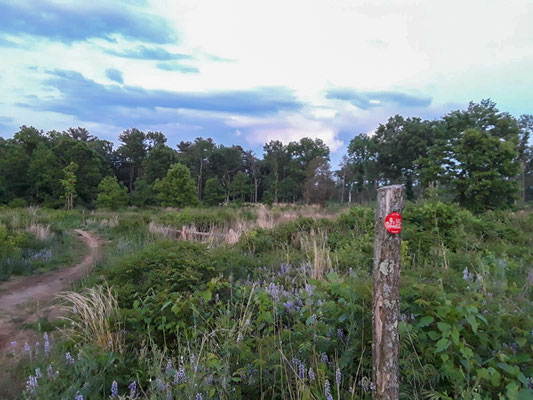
[372,184,404,400]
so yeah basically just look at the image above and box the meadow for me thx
[2,202,532,400]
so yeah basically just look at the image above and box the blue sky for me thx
[0,0,531,166]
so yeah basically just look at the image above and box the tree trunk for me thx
[372,184,404,400]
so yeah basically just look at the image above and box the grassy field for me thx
[3,203,533,399]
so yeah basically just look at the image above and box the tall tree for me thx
[177,137,216,199]
[230,171,252,202]
[117,128,147,191]
[203,177,225,206]
[154,163,199,208]
[142,144,179,184]
[263,140,289,203]
[208,145,245,202]
[96,176,129,209]
[61,162,78,210]
[303,157,335,205]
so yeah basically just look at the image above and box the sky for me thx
[0,0,532,166]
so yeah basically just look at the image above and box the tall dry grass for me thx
[26,223,53,241]
[299,229,332,279]
[58,285,123,353]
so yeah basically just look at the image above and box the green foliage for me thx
[453,128,519,212]
[203,177,225,206]
[11,204,533,399]
[96,176,129,209]
[230,171,252,202]
[154,163,199,208]
[61,161,78,210]
[130,178,156,207]
[154,207,253,231]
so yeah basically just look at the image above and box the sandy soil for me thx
[0,229,101,397]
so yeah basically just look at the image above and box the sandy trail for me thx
[0,229,101,356]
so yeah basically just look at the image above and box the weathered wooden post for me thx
[372,184,404,400]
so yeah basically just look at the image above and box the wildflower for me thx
[43,333,50,355]
[35,368,42,379]
[361,376,374,392]
[65,352,75,365]
[156,378,166,391]
[24,342,31,353]
[320,353,329,364]
[196,393,203,400]
[305,283,312,296]
[10,341,16,348]
[463,267,473,281]
[165,360,173,373]
[25,375,38,395]
[283,300,295,311]
[325,379,333,400]
[128,381,137,398]
[110,381,118,398]
[75,392,84,400]
[174,367,187,384]
[308,368,315,381]
[46,365,58,379]
[336,367,342,386]
[337,329,344,339]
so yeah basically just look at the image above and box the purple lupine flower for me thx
[46,365,57,379]
[128,381,137,398]
[298,361,306,379]
[196,393,203,400]
[336,367,342,386]
[75,392,84,400]
[308,368,315,381]
[25,375,38,395]
[35,368,42,379]
[156,378,166,391]
[10,341,16,348]
[320,353,329,364]
[24,342,31,353]
[463,267,473,281]
[43,333,50,355]
[305,283,312,296]
[165,360,173,373]
[174,367,187,384]
[325,379,333,400]
[110,381,118,398]
[283,300,295,311]
[65,352,75,365]
[337,329,344,339]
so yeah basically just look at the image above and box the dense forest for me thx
[1,99,532,211]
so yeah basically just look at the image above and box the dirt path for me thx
[0,229,101,358]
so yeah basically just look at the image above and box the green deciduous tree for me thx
[61,162,78,210]
[453,128,519,212]
[130,178,157,207]
[96,176,129,209]
[203,177,225,206]
[154,163,199,208]
[230,171,252,202]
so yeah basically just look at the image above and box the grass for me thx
[5,203,533,399]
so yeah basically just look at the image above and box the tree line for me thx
[0,99,531,211]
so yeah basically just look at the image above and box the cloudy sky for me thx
[0,0,531,165]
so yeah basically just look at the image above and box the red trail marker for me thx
[384,212,402,234]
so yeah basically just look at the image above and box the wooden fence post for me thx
[372,184,404,400]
